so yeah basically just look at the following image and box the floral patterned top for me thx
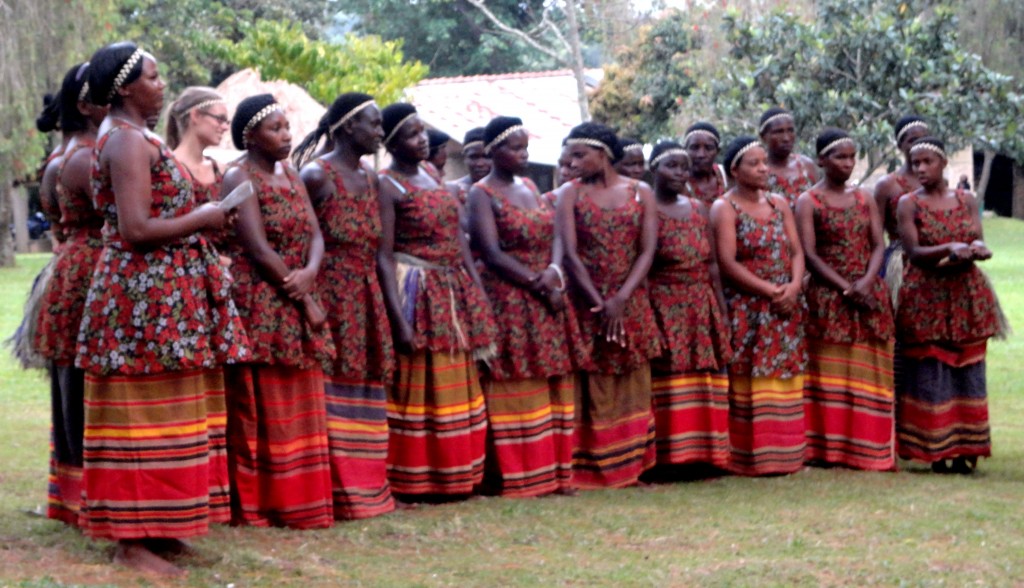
[475,180,589,380]
[221,160,334,369]
[381,169,497,355]
[767,161,814,208]
[723,196,806,378]
[572,180,662,375]
[35,138,105,365]
[880,173,915,242]
[184,157,230,250]
[686,164,727,205]
[804,188,894,344]
[314,159,394,383]
[649,203,731,374]
[896,191,999,349]
[76,120,249,375]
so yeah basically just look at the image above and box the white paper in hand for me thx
[217,180,254,210]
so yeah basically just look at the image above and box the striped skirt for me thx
[47,365,84,526]
[226,365,333,529]
[651,370,731,469]
[804,341,896,471]
[79,368,227,540]
[387,351,487,496]
[483,375,575,497]
[324,377,395,519]
[728,375,806,476]
[573,367,656,489]
[896,355,990,463]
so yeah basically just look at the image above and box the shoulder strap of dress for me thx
[715,164,728,190]
[379,169,410,195]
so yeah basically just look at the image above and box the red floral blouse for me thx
[475,180,589,380]
[35,138,105,365]
[804,188,894,344]
[184,157,230,250]
[572,181,662,375]
[896,191,999,348]
[723,197,806,379]
[686,164,727,205]
[767,163,814,208]
[649,203,732,374]
[76,121,249,375]
[314,159,394,383]
[381,169,497,355]
[222,161,335,369]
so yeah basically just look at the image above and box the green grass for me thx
[2,219,1024,587]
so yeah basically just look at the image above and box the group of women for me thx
[28,42,1002,576]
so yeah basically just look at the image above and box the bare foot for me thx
[114,540,186,577]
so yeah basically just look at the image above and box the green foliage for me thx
[216,20,427,105]
[590,10,703,141]
[339,0,560,77]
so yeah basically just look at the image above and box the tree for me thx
[216,20,428,105]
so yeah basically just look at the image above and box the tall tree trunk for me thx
[563,0,590,122]
[0,179,15,267]
[975,148,996,210]
[1013,161,1024,221]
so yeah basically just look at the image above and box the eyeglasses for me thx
[199,112,230,126]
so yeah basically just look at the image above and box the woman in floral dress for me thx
[710,136,807,476]
[376,103,497,499]
[221,94,335,529]
[682,121,728,205]
[557,122,661,489]
[467,116,587,497]
[758,107,818,207]
[895,136,1000,474]
[646,141,732,472]
[297,92,396,519]
[75,42,248,576]
[34,62,107,527]
[795,129,896,471]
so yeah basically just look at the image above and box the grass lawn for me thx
[1,218,1023,587]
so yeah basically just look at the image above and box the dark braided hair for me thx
[615,136,643,163]
[463,127,485,148]
[35,93,61,133]
[758,106,792,136]
[565,122,619,160]
[648,140,687,169]
[483,116,524,154]
[427,129,451,159]
[292,92,375,167]
[57,63,92,135]
[683,121,720,147]
[722,135,761,179]
[894,114,928,146]
[230,93,278,151]
[381,103,419,149]
[815,127,852,157]
[87,41,144,107]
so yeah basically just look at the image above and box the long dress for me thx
[34,137,102,526]
[380,169,498,496]
[75,120,249,540]
[475,181,588,497]
[895,191,999,463]
[571,182,662,488]
[686,164,727,206]
[723,196,807,476]
[314,159,396,519]
[223,161,335,529]
[802,189,896,470]
[649,203,732,469]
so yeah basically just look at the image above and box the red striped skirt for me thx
[804,341,896,471]
[651,370,730,469]
[483,375,575,497]
[728,375,806,476]
[226,365,333,529]
[387,351,487,496]
[79,368,227,540]
[47,365,84,526]
[573,367,656,489]
[324,377,395,519]
[896,353,990,463]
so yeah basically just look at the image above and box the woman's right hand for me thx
[195,202,229,230]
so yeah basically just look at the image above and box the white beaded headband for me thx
[818,137,856,157]
[565,137,614,159]
[909,142,946,159]
[484,125,526,154]
[621,142,643,153]
[650,148,689,169]
[462,140,484,152]
[242,103,282,147]
[186,98,225,115]
[683,128,719,146]
[758,112,793,135]
[107,48,144,101]
[328,99,376,135]
[78,82,90,103]
[384,112,417,145]
[729,141,763,169]
[896,120,929,143]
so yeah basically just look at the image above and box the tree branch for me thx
[465,0,567,64]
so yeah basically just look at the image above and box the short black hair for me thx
[87,41,144,107]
